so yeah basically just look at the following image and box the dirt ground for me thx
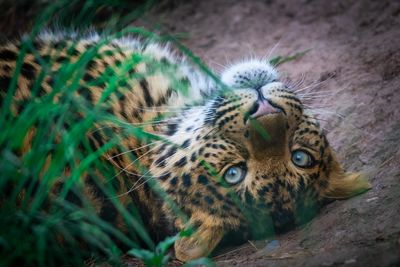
[135,0,400,266]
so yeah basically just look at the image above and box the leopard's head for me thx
[149,60,370,261]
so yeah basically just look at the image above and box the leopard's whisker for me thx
[128,168,168,193]
[296,89,334,96]
[303,104,336,110]
[106,141,160,160]
[293,75,334,94]
[297,92,335,98]
[264,38,282,61]
[209,59,226,72]
[91,119,174,133]
[313,110,345,119]
[90,124,119,134]
[126,104,191,113]
[126,148,190,193]
[125,169,154,193]
[286,73,307,90]
[119,118,177,126]
[105,145,163,184]
[299,95,335,100]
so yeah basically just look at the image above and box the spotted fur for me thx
[0,33,371,261]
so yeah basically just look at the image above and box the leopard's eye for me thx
[223,165,246,184]
[291,150,315,168]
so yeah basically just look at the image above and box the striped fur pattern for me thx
[0,32,370,261]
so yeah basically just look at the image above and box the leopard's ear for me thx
[323,171,371,199]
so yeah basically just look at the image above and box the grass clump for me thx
[0,42,144,267]
[0,1,170,266]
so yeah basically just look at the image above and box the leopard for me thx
[0,32,371,262]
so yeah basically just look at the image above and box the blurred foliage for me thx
[0,0,158,38]
[0,1,176,266]
[0,39,142,267]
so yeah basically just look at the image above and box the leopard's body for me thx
[0,32,370,261]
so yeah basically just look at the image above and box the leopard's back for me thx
[0,32,213,238]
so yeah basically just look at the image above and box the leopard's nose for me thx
[250,100,282,119]
[250,82,285,119]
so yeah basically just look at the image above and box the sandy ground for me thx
[135,0,400,266]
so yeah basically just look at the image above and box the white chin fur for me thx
[221,59,279,89]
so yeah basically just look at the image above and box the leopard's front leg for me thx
[174,224,224,262]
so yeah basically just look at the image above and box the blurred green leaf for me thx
[269,49,311,66]
[128,234,179,267]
